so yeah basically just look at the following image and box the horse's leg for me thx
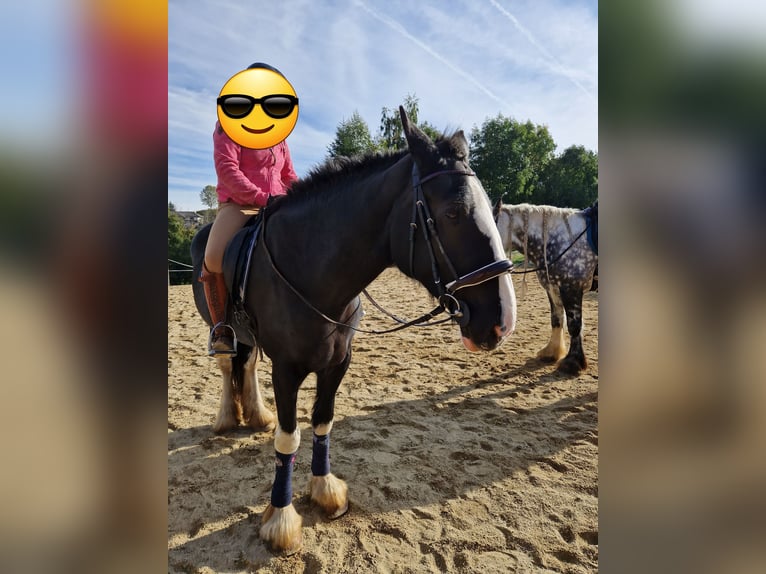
[260,362,306,555]
[309,351,351,519]
[241,351,276,432]
[537,287,568,363]
[212,356,239,434]
[556,284,588,375]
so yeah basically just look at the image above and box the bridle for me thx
[405,163,513,327]
[260,162,513,334]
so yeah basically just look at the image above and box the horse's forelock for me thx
[435,131,469,162]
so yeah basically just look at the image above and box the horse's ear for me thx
[452,129,469,160]
[492,197,503,217]
[493,194,507,217]
[399,105,436,161]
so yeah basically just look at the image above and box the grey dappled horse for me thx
[494,201,597,375]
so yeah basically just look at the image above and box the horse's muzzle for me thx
[459,315,511,353]
[440,260,515,352]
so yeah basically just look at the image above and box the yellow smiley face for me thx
[217,66,299,149]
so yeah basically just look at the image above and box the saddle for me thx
[582,201,598,291]
[582,200,598,255]
[221,212,263,347]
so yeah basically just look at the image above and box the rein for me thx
[509,222,591,275]
[259,224,449,335]
[259,163,513,335]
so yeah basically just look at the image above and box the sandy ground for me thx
[168,268,598,573]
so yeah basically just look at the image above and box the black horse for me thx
[191,107,517,554]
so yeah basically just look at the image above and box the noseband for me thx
[408,164,513,325]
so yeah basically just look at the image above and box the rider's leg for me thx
[200,201,254,356]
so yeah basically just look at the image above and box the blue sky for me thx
[169,0,597,211]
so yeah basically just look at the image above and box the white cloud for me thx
[486,0,596,102]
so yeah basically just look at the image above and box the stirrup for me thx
[207,322,238,357]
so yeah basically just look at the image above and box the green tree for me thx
[168,208,194,285]
[418,120,442,143]
[377,93,420,151]
[327,111,376,158]
[469,114,556,205]
[534,145,598,208]
[199,185,218,223]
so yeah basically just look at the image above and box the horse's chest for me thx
[263,322,352,368]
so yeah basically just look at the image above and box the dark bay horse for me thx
[494,201,597,375]
[191,107,517,554]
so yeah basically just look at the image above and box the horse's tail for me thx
[230,343,253,400]
[191,223,214,323]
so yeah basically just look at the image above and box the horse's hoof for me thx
[250,419,277,433]
[556,356,586,376]
[310,474,349,519]
[536,353,559,364]
[327,500,349,520]
[246,411,276,433]
[260,503,303,555]
[212,418,239,434]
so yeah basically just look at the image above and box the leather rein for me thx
[259,163,513,335]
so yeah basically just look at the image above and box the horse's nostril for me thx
[495,325,507,338]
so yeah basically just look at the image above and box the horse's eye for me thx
[445,205,461,220]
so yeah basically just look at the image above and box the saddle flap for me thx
[222,214,262,306]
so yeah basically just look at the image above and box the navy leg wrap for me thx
[311,432,331,477]
[270,451,296,508]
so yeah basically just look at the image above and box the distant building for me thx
[176,211,204,228]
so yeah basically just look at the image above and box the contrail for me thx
[354,0,512,110]
[487,0,596,102]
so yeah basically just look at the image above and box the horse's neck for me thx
[509,208,577,254]
[507,209,535,251]
[509,209,554,252]
[268,157,410,310]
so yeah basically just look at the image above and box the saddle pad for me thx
[583,201,598,255]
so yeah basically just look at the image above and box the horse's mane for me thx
[281,131,467,208]
[503,203,579,222]
[501,203,580,292]
[286,149,409,201]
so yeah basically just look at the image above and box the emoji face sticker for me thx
[217,65,299,149]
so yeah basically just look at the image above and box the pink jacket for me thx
[213,121,298,206]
